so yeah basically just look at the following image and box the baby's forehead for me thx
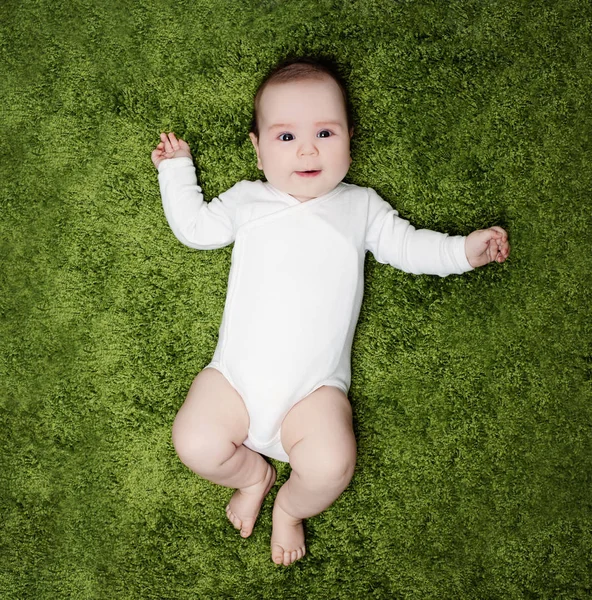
[257,76,346,116]
[260,74,336,98]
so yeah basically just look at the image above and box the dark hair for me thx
[249,56,353,138]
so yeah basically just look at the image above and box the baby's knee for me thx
[172,417,232,476]
[171,417,207,467]
[302,443,357,490]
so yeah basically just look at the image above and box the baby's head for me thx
[249,57,354,202]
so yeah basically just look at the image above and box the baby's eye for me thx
[317,130,332,138]
[279,133,294,142]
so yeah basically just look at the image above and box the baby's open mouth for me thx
[296,170,321,177]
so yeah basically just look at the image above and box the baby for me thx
[151,57,510,566]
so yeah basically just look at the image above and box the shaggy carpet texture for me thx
[1,0,590,598]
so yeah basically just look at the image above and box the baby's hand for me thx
[465,226,511,268]
[151,132,193,169]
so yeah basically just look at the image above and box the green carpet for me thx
[1,0,591,597]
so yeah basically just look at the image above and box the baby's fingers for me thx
[161,132,176,153]
[160,131,181,152]
[163,131,190,153]
[498,240,511,262]
[489,226,508,242]
[488,241,499,263]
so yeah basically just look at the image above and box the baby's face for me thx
[249,77,353,202]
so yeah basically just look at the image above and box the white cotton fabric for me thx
[158,157,473,462]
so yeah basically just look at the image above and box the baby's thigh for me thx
[172,367,250,450]
[280,386,356,474]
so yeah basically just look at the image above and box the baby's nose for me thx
[298,141,319,156]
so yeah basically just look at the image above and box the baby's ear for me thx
[249,133,263,170]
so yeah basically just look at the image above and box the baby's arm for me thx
[365,189,510,276]
[153,132,240,250]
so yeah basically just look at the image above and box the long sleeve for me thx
[364,188,474,277]
[157,157,241,249]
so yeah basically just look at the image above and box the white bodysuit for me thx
[158,157,473,462]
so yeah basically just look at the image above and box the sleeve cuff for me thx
[453,236,474,272]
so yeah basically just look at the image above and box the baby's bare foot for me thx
[271,502,306,566]
[225,463,276,538]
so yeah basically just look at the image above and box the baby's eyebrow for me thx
[268,124,293,132]
[314,121,344,129]
[268,121,344,132]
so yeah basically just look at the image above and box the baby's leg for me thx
[272,386,357,566]
[172,367,276,537]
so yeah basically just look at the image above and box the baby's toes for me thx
[271,544,284,565]
[225,505,242,531]
[225,506,257,538]
[239,519,256,538]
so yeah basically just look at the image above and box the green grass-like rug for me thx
[1,0,591,598]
